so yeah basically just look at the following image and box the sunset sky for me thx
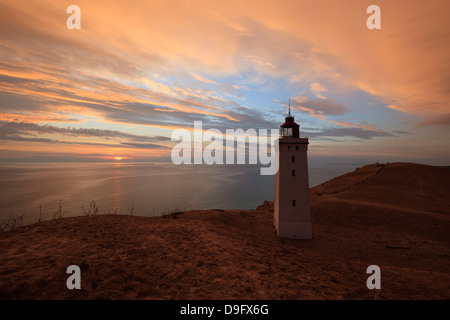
[0,0,449,164]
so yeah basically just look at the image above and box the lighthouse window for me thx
[292,170,295,177]
[293,199,296,207]
[282,127,293,137]
[288,146,291,150]
[292,156,295,163]
[295,146,299,150]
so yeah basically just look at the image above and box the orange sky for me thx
[0,0,449,164]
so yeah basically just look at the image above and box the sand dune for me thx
[0,162,449,299]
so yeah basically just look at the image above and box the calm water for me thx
[0,162,359,226]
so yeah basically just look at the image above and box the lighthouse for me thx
[274,105,312,239]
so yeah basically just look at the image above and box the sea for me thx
[0,162,360,226]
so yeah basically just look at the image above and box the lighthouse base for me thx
[275,221,312,239]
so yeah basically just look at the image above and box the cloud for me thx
[304,127,395,140]
[0,61,247,126]
[310,83,326,99]
[191,73,218,85]
[2,0,449,119]
[292,98,348,120]
[1,135,168,150]
[0,0,448,161]
[120,142,170,149]
[417,113,450,127]
[0,121,171,144]
[328,120,380,132]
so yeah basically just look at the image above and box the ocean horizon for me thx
[0,161,361,226]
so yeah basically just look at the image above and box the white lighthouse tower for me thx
[274,105,312,239]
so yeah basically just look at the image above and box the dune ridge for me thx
[0,162,449,299]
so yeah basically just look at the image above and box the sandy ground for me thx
[0,162,449,299]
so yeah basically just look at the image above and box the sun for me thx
[114,157,122,161]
